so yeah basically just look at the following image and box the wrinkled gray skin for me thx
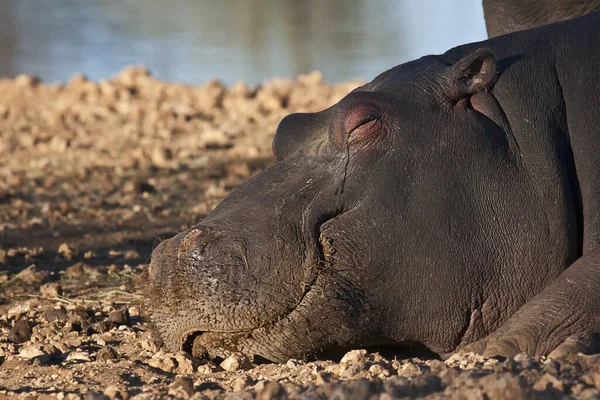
[147,14,600,363]
[483,0,600,37]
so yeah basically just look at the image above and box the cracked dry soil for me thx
[1,69,600,399]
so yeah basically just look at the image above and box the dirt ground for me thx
[1,69,600,399]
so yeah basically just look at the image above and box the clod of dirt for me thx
[220,353,252,372]
[57,242,78,260]
[14,265,49,284]
[18,346,45,359]
[39,282,63,298]
[91,320,110,334]
[174,351,201,374]
[148,351,177,373]
[257,381,286,400]
[103,385,129,400]
[107,308,130,326]
[232,375,255,391]
[64,262,103,279]
[97,346,119,362]
[44,306,67,322]
[66,351,91,362]
[169,376,195,398]
[8,319,31,343]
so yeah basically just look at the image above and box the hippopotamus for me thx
[483,0,600,37]
[146,13,600,363]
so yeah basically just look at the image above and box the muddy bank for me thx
[1,69,600,399]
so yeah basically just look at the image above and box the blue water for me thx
[0,0,487,85]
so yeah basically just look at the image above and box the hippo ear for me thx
[446,48,497,99]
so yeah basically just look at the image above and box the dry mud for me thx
[1,68,600,399]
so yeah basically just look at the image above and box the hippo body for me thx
[147,14,600,362]
[483,0,600,37]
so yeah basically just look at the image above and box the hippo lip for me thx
[178,219,338,359]
[180,268,322,360]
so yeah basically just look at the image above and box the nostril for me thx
[178,229,202,259]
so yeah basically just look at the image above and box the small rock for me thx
[591,372,600,389]
[286,359,301,369]
[107,308,130,326]
[151,147,172,167]
[15,265,49,284]
[197,364,213,374]
[174,351,199,374]
[220,353,251,372]
[83,251,96,259]
[85,392,109,400]
[68,309,93,333]
[40,282,63,298]
[315,372,332,385]
[66,351,91,362]
[58,243,77,260]
[514,353,535,369]
[64,263,87,279]
[8,319,31,343]
[427,359,449,373]
[533,373,564,392]
[123,249,141,259]
[257,381,286,400]
[91,321,110,334]
[103,385,129,400]
[480,373,530,400]
[169,376,195,398]
[542,358,560,375]
[340,363,363,378]
[369,363,389,377]
[232,375,254,391]
[201,129,229,148]
[398,362,421,376]
[340,349,367,365]
[97,346,119,362]
[45,306,68,323]
[148,352,177,373]
[18,346,45,359]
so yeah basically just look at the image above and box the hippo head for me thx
[147,48,519,363]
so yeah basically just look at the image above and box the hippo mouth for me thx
[177,227,338,362]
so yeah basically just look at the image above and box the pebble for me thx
[40,282,63,298]
[231,375,254,391]
[220,353,251,372]
[57,242,77,260]
[97,346,119,362]
[174,351,199,374]
[45,306,68,322]
[257,381,286,400]
[148,352,177,373]
[8,319,32,343]
[108,308,130,326]
[18,346,45,359]
[66,351,91,362]
[168,376,195,398]
[103,385,129,400]
[533,373,564,392]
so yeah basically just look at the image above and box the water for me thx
[0,0,487,85]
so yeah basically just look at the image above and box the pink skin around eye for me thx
[334,103,381,146]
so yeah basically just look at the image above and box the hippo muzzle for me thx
[145,139,380,362]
